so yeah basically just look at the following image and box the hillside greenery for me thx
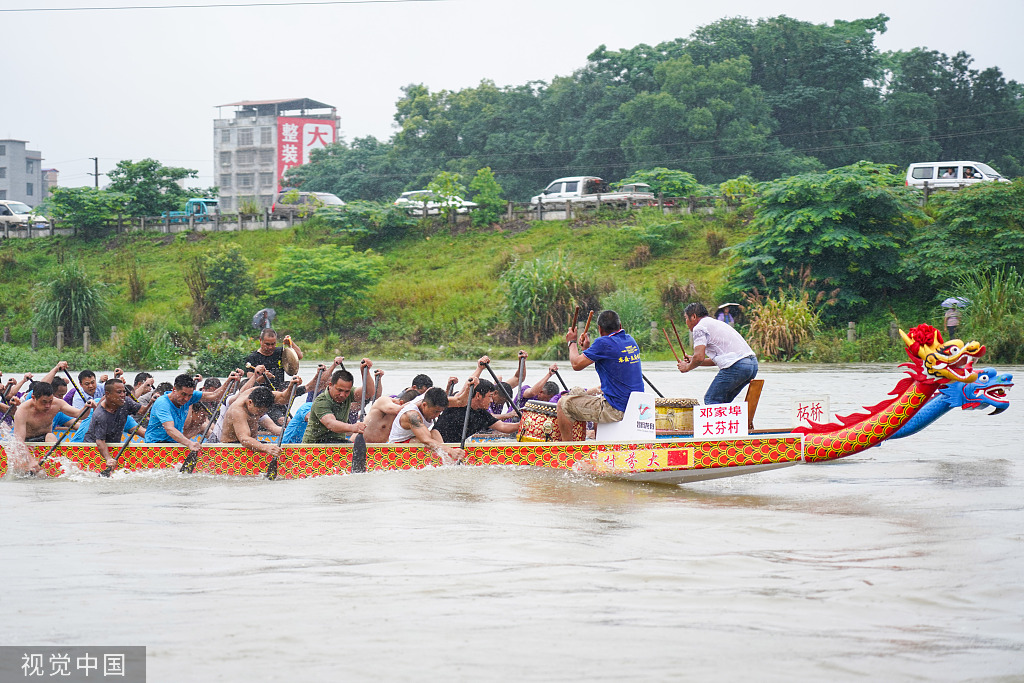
[3,170,1022,372]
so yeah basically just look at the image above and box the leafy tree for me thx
[204,245,257,316]
[614,167,701,197]
[32,260,109,343]
[619,55,818,182]
[731,162,922,315]
[45,186,129,239]
[468,167,505,226]
[264,246,384,333]
[902,179,1024,287]
[106,158,200,217]
[426,170,467,221]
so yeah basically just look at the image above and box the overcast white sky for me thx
[4,0,1023,189]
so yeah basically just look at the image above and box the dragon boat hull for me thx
[0,435,805,485]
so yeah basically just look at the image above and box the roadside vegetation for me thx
[2,165,1022,372]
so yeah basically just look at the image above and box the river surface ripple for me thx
[2,362,1022,681]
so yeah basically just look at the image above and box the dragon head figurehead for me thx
[899,324,986,383]
[939,366,1014,414]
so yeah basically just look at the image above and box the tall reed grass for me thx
[500,255,599,344]
[954,267,1024,363]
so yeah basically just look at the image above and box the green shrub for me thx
[204,246,256,315]
[115,325,180,370]
[500,254,599,345]
[32,260,109,344]
[188,336,253,377]
[320,200,416,244]
[601,288,655,346]
[469,167,505,227]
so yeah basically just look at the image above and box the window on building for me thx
[0,190,6,200]
[260,127,273,145]
[237,128,254,146]
[220,128,231,143]
[259,194,274,208]
[219,196,232,212]
[219,174,232,189]
[219,151,232,166]
[0,145,5,156]
[237,173,255,189]
[26,183,34,196]
[0,167,6,178]
[236,150,255,166]
[259,172,275,187]
[259,149,274,164]
[26,160,35,174]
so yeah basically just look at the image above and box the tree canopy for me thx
[284,14,1024,202]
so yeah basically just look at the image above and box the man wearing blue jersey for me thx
[557,309,644,441]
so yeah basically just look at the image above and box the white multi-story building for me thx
[213,98,339,212]
[0,139,45,206]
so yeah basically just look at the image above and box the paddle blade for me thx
[99,465,114,478]
[180,452,198,474]
[266,458,279,480]
[352,434,367,473]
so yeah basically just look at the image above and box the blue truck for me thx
[163,198,219,224]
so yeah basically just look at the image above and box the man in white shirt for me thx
[676,302,758,404]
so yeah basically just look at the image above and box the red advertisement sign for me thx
[276,117,336,190]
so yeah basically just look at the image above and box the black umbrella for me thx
[252,308,277,330]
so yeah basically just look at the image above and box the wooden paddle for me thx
[670,319,691,362]
[180,376,238,474]
[459,380,477,450]
[583,309,594,338]
[63,369,88,403]
[98,397,157,477]
[481,362,523,420]
[642,374,664,398]
[33,403,93,473]
[515,353,525,413]
[552,369,570,393]
[663,328,681,362]
[358,365,369,422]
[265,379,300,480]
[446,377,457,396]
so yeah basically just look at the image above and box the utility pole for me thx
[88,157,100,188]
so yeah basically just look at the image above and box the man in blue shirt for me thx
[557,309,644,440]
[145,372,236,451]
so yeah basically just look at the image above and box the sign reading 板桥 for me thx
[790,396,830,428]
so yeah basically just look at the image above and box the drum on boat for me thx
[655,397,699,432]
[516,400,585,442]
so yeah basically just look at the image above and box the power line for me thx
[0,0,447,12]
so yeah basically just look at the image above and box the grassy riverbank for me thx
[0,208,936,372]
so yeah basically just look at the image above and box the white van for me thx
[905,161,1009,189]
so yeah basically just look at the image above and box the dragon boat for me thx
[0,324,1005,483]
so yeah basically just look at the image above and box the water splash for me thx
[0,420,37,478]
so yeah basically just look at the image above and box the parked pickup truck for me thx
[529,176,656,206]
[163,198,219,224]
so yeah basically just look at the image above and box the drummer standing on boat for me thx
[244,328,303,424]
[557,309,644,440]
[676,302,758,404]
